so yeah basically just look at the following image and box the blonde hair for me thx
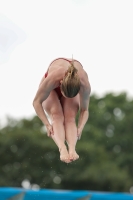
[60,60,80,98]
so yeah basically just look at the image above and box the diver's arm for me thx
[77,76,91,139]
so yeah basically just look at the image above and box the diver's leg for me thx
[42,90,70,163]
[61,95,80,161]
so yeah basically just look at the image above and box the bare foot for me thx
[59,146,71,163]
[68,147,79,162]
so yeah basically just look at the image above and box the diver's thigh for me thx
[42,90,63,114]
[61,94,80,117]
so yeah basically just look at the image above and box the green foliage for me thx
[0,92,133,192]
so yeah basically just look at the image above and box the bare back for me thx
[40,58,89,88]
[48,57,84,74]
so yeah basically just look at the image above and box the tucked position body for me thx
[33,57,91,163]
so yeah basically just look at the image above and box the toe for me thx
[69,155,74,161]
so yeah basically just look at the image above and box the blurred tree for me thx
[0,92,133,192]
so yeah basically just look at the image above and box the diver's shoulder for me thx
[48,67,65,81]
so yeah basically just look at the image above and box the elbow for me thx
[80,109,89,117]
[85,110,89,118]
[32,99,38,109]
[33,98,42,109]
[32,100,40,114]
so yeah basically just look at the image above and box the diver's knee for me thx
[52,111,64,123]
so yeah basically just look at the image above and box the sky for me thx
[0,0,133,125]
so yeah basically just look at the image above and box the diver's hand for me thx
[77,127,82,140]
[46,124,54,137]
